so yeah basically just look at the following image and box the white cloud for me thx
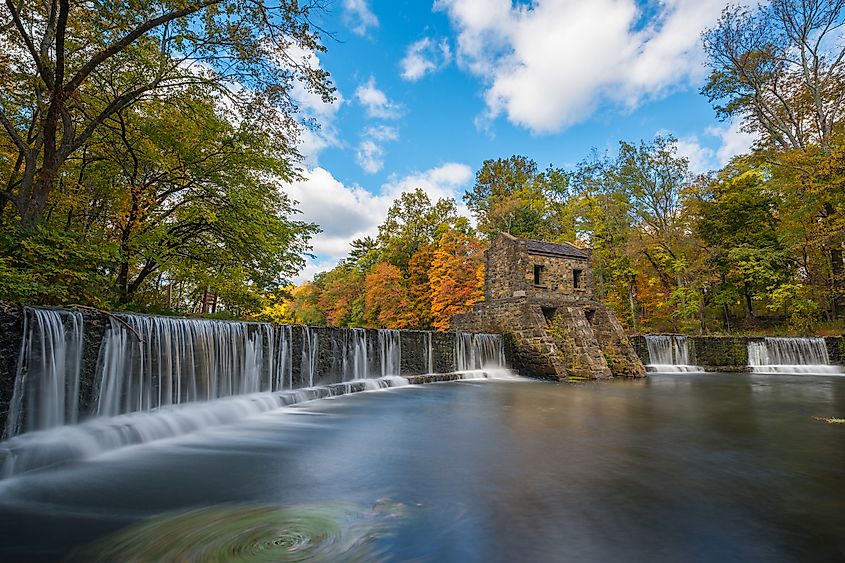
[674,137,716,175]
[357,140,388,173]
[356,125,399,173]
[435,0,754,133]
[674,121,758,174]
[708,120,757,166]
[400,37,453,81]
[354,76,402,119]
[343,0,379,36]
[284,163,474,280]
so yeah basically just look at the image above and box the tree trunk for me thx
[744,284,754,319]
[201,286,211,314]
[823,202,845,318]
[830,245,845,318]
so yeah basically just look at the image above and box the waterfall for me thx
[3,308,84,439]
[455,332,506,371]
[644,335,702,373]
[277,325,293,390]
[378,330,401,376]
[0,376,411,479]
[0,309,516,478]
[343,328,369,381]
[455,332,474,371]
[747,338,842,374]
[300,327,319,387]
[94,315,299,417]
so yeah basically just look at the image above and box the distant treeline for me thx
[1,1,843,335]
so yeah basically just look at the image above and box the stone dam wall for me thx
[630,334,845,371]
[0,306,513,434]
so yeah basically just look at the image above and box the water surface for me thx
[0,374,843,562]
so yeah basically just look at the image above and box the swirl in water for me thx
[70,501,408,562]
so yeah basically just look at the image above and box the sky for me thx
[285,0,757,282]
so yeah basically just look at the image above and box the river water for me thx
[0,373,843,562]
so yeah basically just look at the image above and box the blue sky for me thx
[286,0,756,281]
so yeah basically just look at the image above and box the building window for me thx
[573,269,583,289]
[533,264,545,286]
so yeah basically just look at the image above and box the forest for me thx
[1,1,844,335]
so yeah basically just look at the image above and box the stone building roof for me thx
[521,237,589,260]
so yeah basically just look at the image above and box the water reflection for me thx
[0,375,842,562]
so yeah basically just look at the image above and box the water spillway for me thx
[643,335,703,372]
[3,308,85,439]
[0,307,509,477]
[747,337,843,374]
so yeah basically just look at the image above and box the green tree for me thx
[464,155,571,240]
[693,167,792,321]
[703,0,845,316]
[0,0,333,227]
[377,188,458,270]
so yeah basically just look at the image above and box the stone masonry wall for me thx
[523,253,593,302]
[484,233,593,302]
[825,336,844,365]
[452,298,645,381]
[485,234,524,301]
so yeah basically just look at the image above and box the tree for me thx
[258,284,325,326]
[702,0,845,316]
[464,155,571,240]
[377,188,458,269]
[406,244,436,329]
[693,167,792,321]
[0,0,333,227]
[315,266,365,328]
[429,229,485,330]
[364,262,409,328]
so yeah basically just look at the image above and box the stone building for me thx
[451,233,645,381]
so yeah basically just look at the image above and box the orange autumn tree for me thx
[316,267,366,327]
[364,262,411,328]
[406,244,436,329]
[429,230,486,330]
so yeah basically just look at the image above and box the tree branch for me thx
[63,0,221,94]
[5,0,55,88]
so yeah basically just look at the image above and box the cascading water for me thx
[379,330,401,376]
[277,325,294,390]
[455,332,506,371]
[3,308,84,439]
[300,326,319,387]
[0,376,411,478]
[455,332,474,371]
[644,335,702,373]
[94,315,297,417]
[1,309,512,479]
[747,337,842,374]
[343,328,369,381]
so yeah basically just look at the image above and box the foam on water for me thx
[748,338,843,375]
[644,335,704,373]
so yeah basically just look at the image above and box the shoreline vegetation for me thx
[0,1,843,338]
